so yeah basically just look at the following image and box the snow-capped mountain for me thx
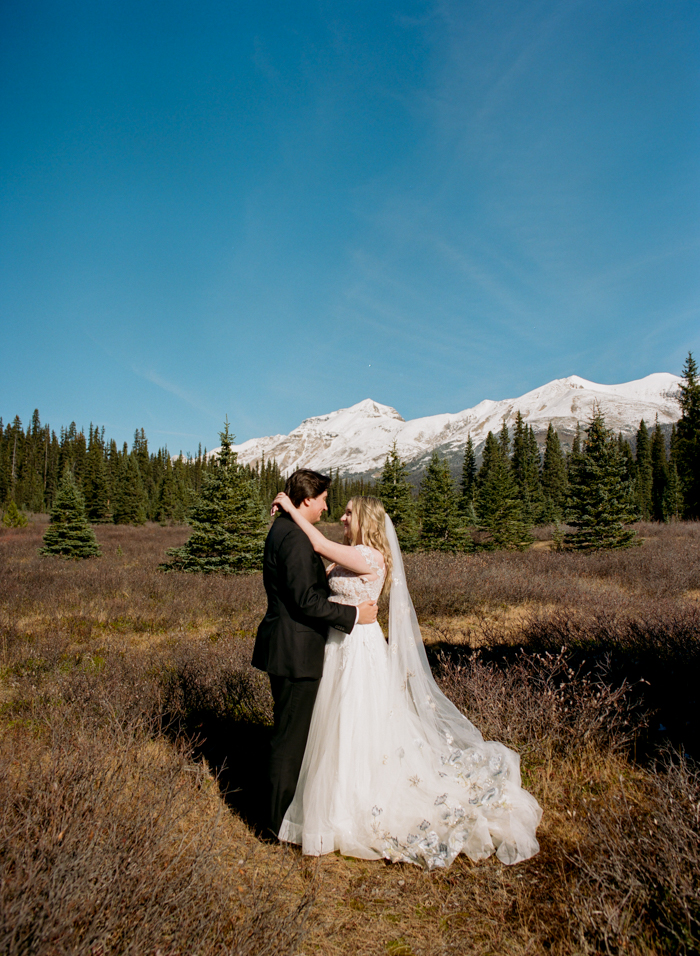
[228,373,682,478]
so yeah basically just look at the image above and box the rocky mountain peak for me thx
[226,372,682,478]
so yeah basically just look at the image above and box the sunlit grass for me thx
[1,519,698,954]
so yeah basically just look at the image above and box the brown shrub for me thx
[435,647,644,758]
[507,605,700,759]
[0,522,267,641]
[568,749,700,955]
[404,520,700,618]
[161,634,273,727]
[0,705,313,956]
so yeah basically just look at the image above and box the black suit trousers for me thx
[268,673,320,836]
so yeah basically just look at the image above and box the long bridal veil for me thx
[385,512,486,747]
[383,514,542,865]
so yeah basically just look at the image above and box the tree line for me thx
[7,353,699,562]
[0,417,285,524]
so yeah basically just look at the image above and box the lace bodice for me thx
[328,545,385,605]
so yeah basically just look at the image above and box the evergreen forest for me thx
[2,353,699,557]
[0,417,286,526]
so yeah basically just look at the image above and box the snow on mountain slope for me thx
[227,374,681,477]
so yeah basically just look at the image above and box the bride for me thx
[272,493,542,869]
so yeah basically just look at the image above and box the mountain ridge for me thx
[227,373,682,478]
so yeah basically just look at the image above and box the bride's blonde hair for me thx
[347,496,392,596]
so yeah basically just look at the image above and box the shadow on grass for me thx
[171,713,273,838]
[427,640,700,762]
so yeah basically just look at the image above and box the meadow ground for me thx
[1,518,699,955]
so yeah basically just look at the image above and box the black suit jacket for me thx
[252,513,356,679]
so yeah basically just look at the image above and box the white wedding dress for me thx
[278,522,542,869]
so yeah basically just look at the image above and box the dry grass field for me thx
[1,518,699,955]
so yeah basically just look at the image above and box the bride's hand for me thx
[271,492,294,516]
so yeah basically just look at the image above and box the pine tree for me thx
[0,419,9,506]
[475,432,501,494]
[377,443,420,550]
[40,469,100,558]
[83,425,111,522]
[565,409,637,551]
[19,409,45,512]
[570,423,582,458]
[527,426,545,514]
[663,461,683,521]
[669,421,679,466]
[511,412,528,487]
[458,435,477,524]
[132,428,156,517]
[418,452,465,551]
[617,434,636,486]
[475,435,532,551]
[6,416,22,506]
[43,428,61,511]
[255,455,284,511]
[511,413,544,524]
[541,423,568,521]
[676,352,700,519]
[172,456,192,520]
[2,500,28,528]
[162,422,267,573]
[650,421,668,522]
[326,468,345,520]
[112,452,148,525]
[662,426,683,520]
[634,420,653,520]
[57,422,87,488]
[497,419,511,458]
[154,457,187,524]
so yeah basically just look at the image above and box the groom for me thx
[253,468,378,837]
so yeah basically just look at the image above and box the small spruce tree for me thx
[458,435,477,524]
[650,421,668,522]
[112,452,148,525]
[40,469,101,558]
[83,425,111,522]
[162,422,267,573]
[541,423,568,521]
[418,452,465,551]
[565,408,637,551]
[376,443,420,551]
[475,439,532,551]
[634,419,653,520]
[2,500,28,528]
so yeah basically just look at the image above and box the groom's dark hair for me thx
[285,469,332,507]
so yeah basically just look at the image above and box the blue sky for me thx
[2,0,698,455]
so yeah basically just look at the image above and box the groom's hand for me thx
[357,600,378,625]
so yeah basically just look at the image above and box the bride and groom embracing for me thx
[252,469,541,870]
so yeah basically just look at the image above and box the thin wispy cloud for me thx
[580,238,700,296]
[133,368,219,421]
[472,0,583,125]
